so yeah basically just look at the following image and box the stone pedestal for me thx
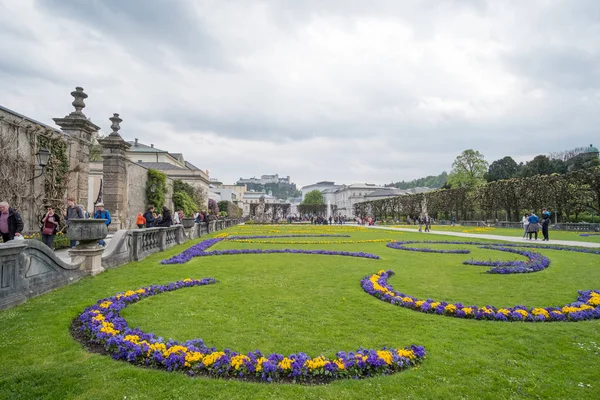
[53,87,100,208]
[99,114,131,232]
[69,247,105,276]
[67,218,108,275]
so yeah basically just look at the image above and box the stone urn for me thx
[67,218,108,248]
[181,218,195,229]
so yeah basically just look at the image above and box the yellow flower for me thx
[230,354,250,370]
[462,307,473,315]
[333,359,345,370]
[123,335,140,344]
[377,350,393,365]
[415,300,425,308]
[588,292,600,306]
[185,351,204,367]
[255,357,268,372]
[515,309,529,318]
[444,304,457,313]
[396,349,416,360]
[305,356,329,370]
[202,351,226,367]
[498,309,510,316]
[531,308,549,318]
[278,357,292,370]
[402,297,414,303]
[99,301,112,309]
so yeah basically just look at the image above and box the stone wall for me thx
[0,106,63,231]
[124,161,174,229]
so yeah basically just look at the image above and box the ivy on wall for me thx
[146,169,167,211]
[37,134,69,211]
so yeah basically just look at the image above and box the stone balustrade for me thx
[0,219,243,311]
[0,240,86,310]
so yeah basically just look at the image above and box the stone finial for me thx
[70,87,88,116]
[109,113,122,137]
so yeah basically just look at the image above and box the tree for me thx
[485,156,519,182]
[447,149,488,189]
[302,190,324,205]
[146,169,168,210]
[520,155,554,177]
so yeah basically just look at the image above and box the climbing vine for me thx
[37,133,69,211]
[146,169,168,211]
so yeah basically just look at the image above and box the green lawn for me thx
[1,225,599,399]
[387,224,600,243]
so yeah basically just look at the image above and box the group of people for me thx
[522,208,551,241]
[418,214,433,232]
[137,206,212,229]
[0,198,111,250]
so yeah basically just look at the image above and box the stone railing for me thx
[0,219,244,311]
[103,219,243,267]
[492,221,600,232]
[551,223,600,232]
[0,240,86,310]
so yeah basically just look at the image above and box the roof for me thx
[364,189,404,198]
[0,104,63,135]
[136,162,186,171]
[127,140,167,153]
[185,161,201,171]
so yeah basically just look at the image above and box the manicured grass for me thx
[1,224,599,399]
[389,224,600,242]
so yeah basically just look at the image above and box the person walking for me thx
[541,208,551,241]
[522,213,530,238]
[64,197,85,248]
[0,201,24,243]
[136,212,146,229]
[40,205,60,249]
[93,203,111,246]
[527,212,540,240]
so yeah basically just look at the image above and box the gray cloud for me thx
[1,0,598,188]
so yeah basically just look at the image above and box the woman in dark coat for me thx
[40,205,60,249]
[155,206,172,227]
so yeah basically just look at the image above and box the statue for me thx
[255,195,267,223]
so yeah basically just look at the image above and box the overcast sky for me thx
[1,0,598,188]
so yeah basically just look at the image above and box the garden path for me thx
[367,225,600,248]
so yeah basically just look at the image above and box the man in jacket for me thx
[541,208,551,241]
[93,203,111,246]
[143,206,155,227]
[0,201,24,243]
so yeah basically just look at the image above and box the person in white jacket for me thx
[522,213,530,238]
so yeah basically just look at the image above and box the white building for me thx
[300,181,434,218]
[237,174,291,186]
[300,181,341,200]
[240,191,279,217]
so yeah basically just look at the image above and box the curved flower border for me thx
[76,278,425,383]
[362,270,600,322]
[229,239,396,245]
[463,246,550,274]
[162,237,381,264]
[386,241,584,274]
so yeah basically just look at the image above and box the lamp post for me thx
[28,147,51,181]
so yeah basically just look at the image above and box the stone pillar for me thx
[99,114,131,232]
[53,87,100,208]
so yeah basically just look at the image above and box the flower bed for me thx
[75,278,425,383]
[162,236,381,264]
[387,241,558,274]
[463,246,551,274]
[362,270,600,322]
[229,239,396,244]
